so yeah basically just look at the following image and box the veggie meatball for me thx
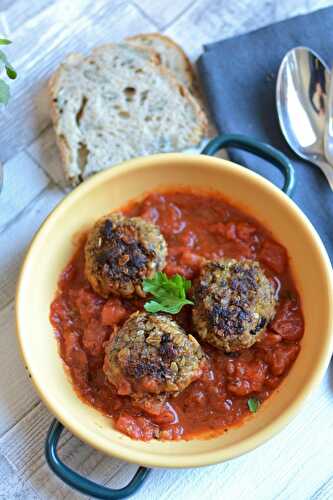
[104,311,206,397]
[85,213,167,298]
[192,259,276,352]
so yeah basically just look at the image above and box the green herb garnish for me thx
[0,38,17,105]
[143,272,194,314]
[248,398,261,413]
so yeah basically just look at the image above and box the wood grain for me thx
[0,151,48,230]
[165,0,275,60]
[0,186,64,310]
[0,1,332,498]
[0,302,39,436]
[28,127,69,189]
[0,0,52,34]
[0,451,38,499]
[0,0,156,164]
[135,0,194,29]
[0,403,131,499]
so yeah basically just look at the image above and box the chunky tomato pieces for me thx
[259,240,287,274]
[226,357,267,396]
[271,300,304,341]
[101,298,127,326]
[115,415,157,440]
[50,190,303,440]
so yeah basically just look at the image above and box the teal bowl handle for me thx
[201,133,295,196]
[45,419,150,499]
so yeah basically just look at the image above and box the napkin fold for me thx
[198,6,333,260]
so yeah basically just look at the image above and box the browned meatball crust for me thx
[103,312,206,397]
[85,213,167,298]
[192,259,276,352]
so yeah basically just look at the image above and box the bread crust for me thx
[48,56,82,184]
[48,42,208,186]
[126,33,195,91]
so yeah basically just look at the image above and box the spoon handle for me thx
[324,72,333,167]
[314,158,333,190]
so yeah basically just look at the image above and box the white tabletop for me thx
[0,0,333,498]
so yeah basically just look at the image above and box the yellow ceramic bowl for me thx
[16,149,333,471]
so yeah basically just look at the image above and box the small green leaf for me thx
[184,279,192,293]
[5,63,17,79]
[0,79,10,104]
[248,398,261,413]
[143,272,194,315]
[144,298,192,314]
[144,300,164,313]
[0,40,16,104]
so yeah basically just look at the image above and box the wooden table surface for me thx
[0,0,333,498]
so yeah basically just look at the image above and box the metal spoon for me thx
[276,46,333,190]
[324,65,333,166]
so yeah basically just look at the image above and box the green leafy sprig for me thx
[0,39,17,105]
[143,272,194,314]
[248,398,261,413]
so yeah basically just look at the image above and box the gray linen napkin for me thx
[198,6,333,260]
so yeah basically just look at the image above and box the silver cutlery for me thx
[324,64,333,167]
[276,46,333,190]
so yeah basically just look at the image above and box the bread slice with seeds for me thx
[126,33,198,96]
[48,43,207,186]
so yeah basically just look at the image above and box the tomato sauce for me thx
[50,190,304,440]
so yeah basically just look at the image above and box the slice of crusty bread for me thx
[126,33,198,95]
[48,43,208,186]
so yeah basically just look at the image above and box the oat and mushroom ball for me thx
[103,311,207,397]
[192,259,276,352]
[85,213,167,298]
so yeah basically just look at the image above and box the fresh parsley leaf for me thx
[144,300,164,313]
[143,272,194,315]
[0,39,17,104]
[0,79,10,104]
[5,63,17,80]
[248,398,261,413]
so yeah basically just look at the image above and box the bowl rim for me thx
[16,153,333,468]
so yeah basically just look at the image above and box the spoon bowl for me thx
[276,46,333,189]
